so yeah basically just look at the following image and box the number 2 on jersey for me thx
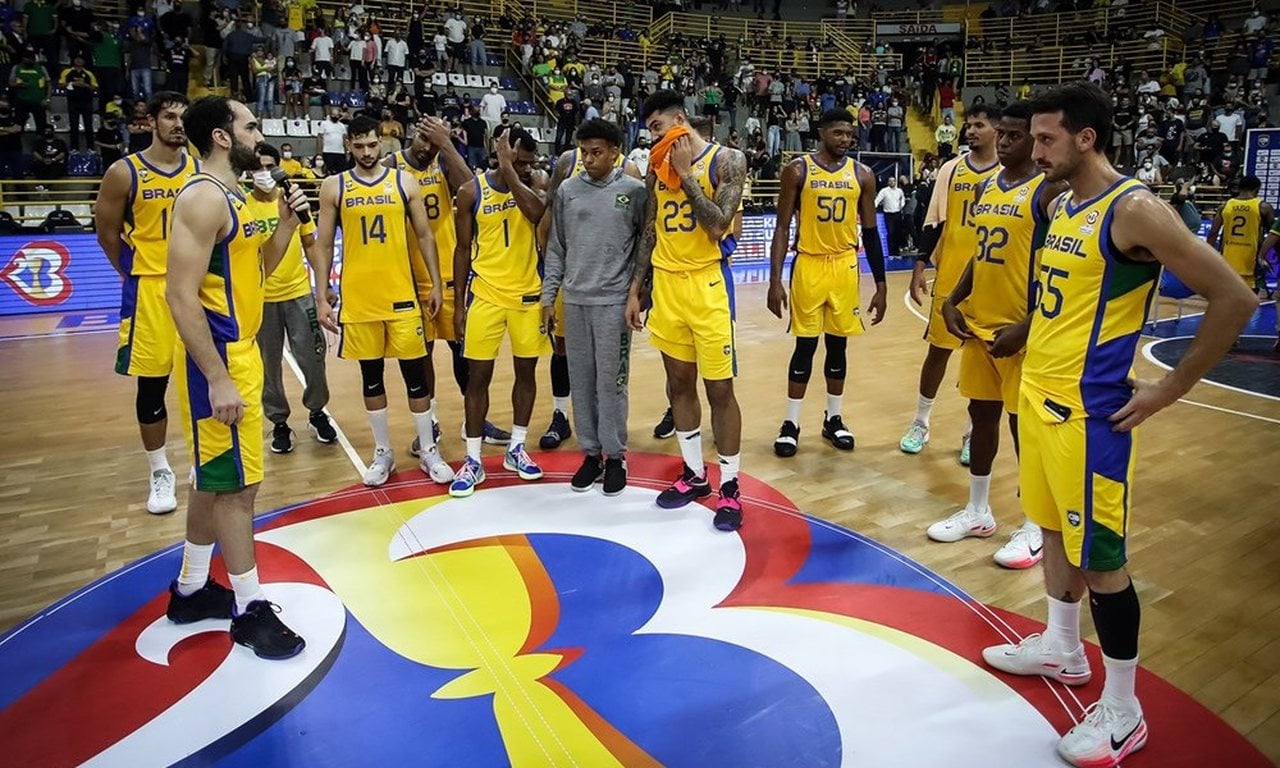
[360,214,386,245]
[1229,215,1247,240]
[662,200,697,233]
[975,225,1009,264]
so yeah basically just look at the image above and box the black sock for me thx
[448,341,468,394]
[1089,580,1141,661]
[551,353,571,398]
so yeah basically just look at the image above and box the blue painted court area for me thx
[1145,300,1276,339]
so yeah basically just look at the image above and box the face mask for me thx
[282,150,292,158]
[490,87,498,94]
[330,115,339,121]
[136,10,144,16]
[1143,162,1152,169]
[252,170,277,192]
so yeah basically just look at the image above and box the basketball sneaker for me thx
[270,423,295,454]
[653,408,676,439]
[926,505,997,542]
[166,579,234,623]
[899,421,930,454]
[773,421,800,457]
[308,411,337,444]
[714,479,744,531]
[994,521,1044,569]
[959,430,971,466]
[656,465,712,509]
[449,456,486,497]
[504,443,544,480]
[419,445,455,484]
[602,458,627,496]
[539,411,572,450]
[822,413,855,451]
[362,447,395,487]
[147,468,178,515]
[230,600,306,660]
[1057,699,1147,767]
[482,421,512,445]
[571,454,603,491]
[982,633,1093,686]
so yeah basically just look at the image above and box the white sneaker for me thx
[1057,699,1147,767]
[926,504,997,542]
[362,447,395,487]
[146,468,178,515]
[994,522,1044,569]
[982,633,1093,686]
[959,431,971,466]
[419,445,455,484]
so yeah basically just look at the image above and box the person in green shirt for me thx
[22,0,59,73]
[91,21,124,105]
[9,47,51,134]
[702,81,723,133]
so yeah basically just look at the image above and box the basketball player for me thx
[387,116,512,454]
[95,91,194,515]
[449,128,550,497]
[313,115,451,487]
[934,101,1065,568]
[1207,175,1274,291]
[1257,217,1280,351]
[536,124,643,451]
[981,83,1256,766]
[766,109,887,456]
[900,104,1000,460]
[626,89,748,531]
[164,95,312,659]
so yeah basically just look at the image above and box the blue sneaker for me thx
[503,442,544,480]
[449,456,486,498]
[482,421,512,445]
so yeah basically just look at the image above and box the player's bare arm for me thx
[313,174,342,332]
[674,140,745,239]
[423,116,472,193]
[625,172,658,332]
[767,157,805,319]
[495,136,548,223]
[856,162,888,325]
[402,173,444,317]
[93,159,132,276]
[537,150,576,247]
[452,178,478,341]
[299,228,335,305]
[262,185,307,277]
[1108,190,1259,431]
[1206,205,1225,251]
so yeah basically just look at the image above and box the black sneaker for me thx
[539,410,572,450]
[822,412,855,451]
[230,600,306,660]
[655,464,711,509]
[714,479,744,531]
[653,408,676,439]
[308,411,337,444]
[571,454,603,491]
[270,423,294,454]
[602,457,627,496]
[773,420,800,457]
[166,578,234,624]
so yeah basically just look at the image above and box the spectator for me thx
[0,97,24,179]
[1247,35,1273,83]
[784,110,802,152]
[1135,156,1161,185]
[443,12,467,72]
[125,7,155,101]
[875,176,906,255]
[310,153,328,177]
[1135,70,1160,96]
[415,76,439,117]
[935,115,957,158]
[61,0,95,64]
[347,32,367,91]
[282,56,304,118]
[126,98,151,153]
[554,92,578,153]
[461,105,487,168]
[23,0,58,73]
[1112,96,1135,164]
[60,55,97,151]
[440,82,462,122]
[223,19,261,100]
[317,108,348,172]
[627,135,650,175]
[310,27,335,79]
[279,142,306,177]
[251,45,277,118]
[378,108,404,154]
[938,79,955,121]
[870,102,887,151]
[1134,123,1161,164]
[10,48,51,135]
[767,103,785,157]
[1196,126,1226,167]
[1216,104,1244,143]
[385,31,408,85]
[478,83,505,134]
[583,97,599,122]
[163,34,193,99]
[887,97,905,153]
[94,111,124,167]
[469,18,487,76]
[31,125,67,180]
[1242,7,1267,35]
[432,25,448,70]
[1156,110,1184,167]
[1195,161,1222,187]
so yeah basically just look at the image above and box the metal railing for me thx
[965,37,1183,86]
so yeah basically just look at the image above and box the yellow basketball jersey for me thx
[244,191,318,303]
[394,150,457,299]
[468,171,541,309]
[1219,197,1263,276]
[795,154,861,257]
[121,152,200,276]
[655,144,729,272]
[179,174,270,341]
[936,154,999,296]
[337,167,418,323]
[1023,178,1160,421]
[962,170,1051,341]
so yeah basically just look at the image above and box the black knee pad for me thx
[823,334,848,381]
[398,357,429,399]
[788,336,819,384]
[136,375,169,424]
[359,359,387,398]
[550,351,571,397]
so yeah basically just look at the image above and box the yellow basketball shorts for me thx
[463,295,550,361]
[338,316,428,360]
[115,274,177,377]
[420,283,457,343]
[789,253,865,338]
[923,294,963,350]
[175,337,264,492]
[648,263,736,381]
[958,339,1023,413]
[553,292,566,340]
[1018,390,1135,571]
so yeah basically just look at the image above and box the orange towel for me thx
[648,124,692,191]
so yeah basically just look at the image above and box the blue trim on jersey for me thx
[486,170,510,194]
[1063,176,1130,217]
[351,166,391,187]
[963,154,998,177]
[134,151,190,179]
[705,144,720,188]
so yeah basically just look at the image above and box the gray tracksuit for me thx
[542,168,646,458]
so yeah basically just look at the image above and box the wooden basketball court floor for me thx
[0,272,1277,762]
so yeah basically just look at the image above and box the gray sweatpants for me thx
[563,302,631,458]
[258,293,329,426]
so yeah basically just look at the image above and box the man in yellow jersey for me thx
[94,90,194,515]
[980,83,1257,767]
[900,103,1000,460]
[766,108,887,457]
[935,101,1066,568]
[626,89,749,532]
[314,115,449,488]
[1257,217,1280,350]
[449,128,551,497]
[1207,175,1274,291]
[535,125,643,451]
[164,95,312,659]
[246,142,336,455]
[387,116,513,455]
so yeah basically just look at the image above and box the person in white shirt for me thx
[874,175,906,255]
[479,85,507,136]
[1215,105,1244,142]
[1135,71,1161,95]
[627,137,651,176]
[384,32,408,84]
[310,31,334,79]
[315,109,348,173]
[1242,8,1267,34]
[433,28,448,70]
[1135,157,1162,185]
[443,14,467,71]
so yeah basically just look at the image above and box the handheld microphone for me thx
[269,167,311,224]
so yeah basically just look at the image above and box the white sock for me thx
[367,408,391,451]
[146,447,171,474]
[785,397,803,426]
[719,453,740,484]
[965,418,973,437]
[826,393,842,419]
[1045,596,1082,653]
[466,436,483,462]
[1101,654,1141,711]
[176,541,215,596]
[553,396,570,414]
[915,394,935,426]
[968,473,991,511]
[676,428,704,477]
[412,409,435,452]
[510,425,528,448]
[430,398,440,425]
[229,566,266,615]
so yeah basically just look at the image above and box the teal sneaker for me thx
[959,431,971,466]
[899,421,930,454]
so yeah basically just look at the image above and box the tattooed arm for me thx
[625,171,658,332]
[675,141,747,241]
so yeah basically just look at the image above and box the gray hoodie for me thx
[542,167,647,306]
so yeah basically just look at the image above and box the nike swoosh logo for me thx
[709,280,721,287]
[1110,721,1142,752]
[153,407,164,416]
[1030,545,1043,557]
